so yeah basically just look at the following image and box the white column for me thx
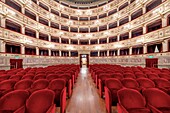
[69,51,71,57]
[59,50,61,56]
[48,34,51,42]
[143,25,147,34]
[107,50,109,56]
[0,40,5,52]
[98,39,100,44]
[36,30,39,38]
[117,34,120,41]
[142,6,146,14]
[129,47,132,55]
[69,38,71,44]
[36,47,39,55]
[0,16,6,28]
[48,49,51,56]
[143,44,147,54]
[162,39,168,52]
[129,30,132,38]
[162,17,167,27]
[117,49,120,56]
[21,44,25,54]
[98,51,100,57]
[21,25,25,34]
[21,6,25,14]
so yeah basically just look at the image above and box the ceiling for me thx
[60,0,109,7]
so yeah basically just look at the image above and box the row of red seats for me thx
[90,64,170,113]
[0,64,80,113]
[117,88,170,113]
[104,78,170,113]
[0,89,57,113]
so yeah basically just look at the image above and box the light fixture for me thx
[49,14,55,20]
[136,37,144,43]
[58,4,64,10]
[77,10,82,15]
[124,24,131,29]
[95,46,101,50]
[86,34,92,37]
[47,44,55,48]
[114,44,122,48]
[86,10,92,15]
[103,5,110,11]
[59,31,64,35]
[152,7,163,16]
[5,8,16,15]
[67,20,73,25]
[77,34,82,38]
[37,24,44,30]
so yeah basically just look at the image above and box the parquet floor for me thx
[66,68,106,113]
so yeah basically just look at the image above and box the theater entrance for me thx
[10,59,23,69]
[80,54,89,68]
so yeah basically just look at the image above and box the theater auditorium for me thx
[0,0,170,113]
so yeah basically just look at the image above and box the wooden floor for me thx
[66,68,106,113]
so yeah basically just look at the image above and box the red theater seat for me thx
[143,88,170,113]
[121,78,140,91]
[117,88,151,113]
[30,79,49,93]
[137,78,155,90]
[0,90,29,113]
[111,73,124,80]
[14,80,33,90]
[153,78,170,94]
[0,80,16,97]
[48,79,66,106]
[105,78,123,113]
[18,89,56,113]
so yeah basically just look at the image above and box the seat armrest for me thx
[117,103,128,113]
[46,104,56,113]
[147,104,162,113]
[14,105,25,113]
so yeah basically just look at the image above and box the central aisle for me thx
[66,68,106,113]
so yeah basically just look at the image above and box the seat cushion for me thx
[158,107,170,113]
[128,108,151,113]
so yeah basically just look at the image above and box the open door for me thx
[10,59,23,69]
[145,58,158,68]
[80,54,89,68]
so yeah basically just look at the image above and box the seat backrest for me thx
[105,78,123,90]
[121,78,139,89]
[31,79,49,90]
[33,74,46,80]
[153,78,170,88]
[0,80,16,90]
[135,73,147,78]
[26,89,55,113]
[14,79,33,90]
[46,74,59,81]
[0,90,29,111]
[143,88,170,108]
[22,75,34,80]
[111,73,123,80]
[147,73,159,79]
[48,79,66,91]
[123,73,136,79]
[118,88,146,109]
[137,78,155,88]
[10,75,23,81]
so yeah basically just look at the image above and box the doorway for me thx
[10,59,23,69]
[145,58,158,68]
[80,54,89,68]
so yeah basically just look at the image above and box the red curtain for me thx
[145,58,158,68]
[10,59,23,69]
